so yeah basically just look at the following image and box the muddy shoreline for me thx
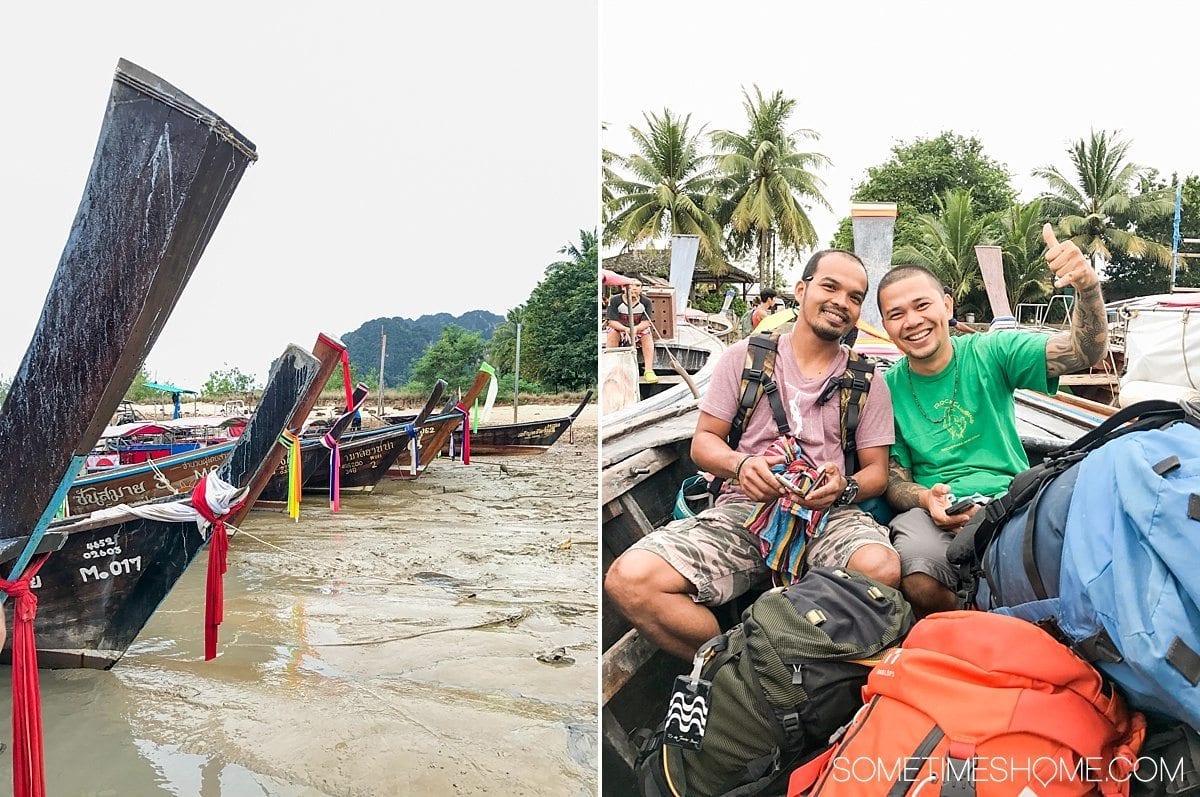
[0,405,598,795]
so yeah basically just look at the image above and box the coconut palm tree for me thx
[1034,130,1174,269]
[996,199,1053,311]
[894,189,997,310]
[604,109,725,264]
[712,86,831,287]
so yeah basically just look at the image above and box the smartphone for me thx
[804,468,830,496]
[946,496,988,515]
[775,472,805,494]
[775,468,828,497]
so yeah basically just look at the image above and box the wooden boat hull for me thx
[440,391,592,457]
[66,443,234,516]
[291,425,417,495]
[384,411,463,478]
[0,58,257,547]
[14,344,324,669]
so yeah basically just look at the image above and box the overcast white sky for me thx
[0,1,597,390]
[601,0,1199,283]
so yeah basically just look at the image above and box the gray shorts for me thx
[631,500,895,606]
[889,507,958,588]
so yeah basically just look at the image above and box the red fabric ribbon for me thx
[0,553,51,797]
[191,479,244,661]
[339,349,354,410]
[454,403,471,465]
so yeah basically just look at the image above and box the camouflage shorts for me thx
[631,500,894,606]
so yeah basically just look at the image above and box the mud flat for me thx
[0,405,598,796]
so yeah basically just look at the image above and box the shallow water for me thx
[0,437,598,796]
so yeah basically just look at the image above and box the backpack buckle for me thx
[1074,629,1123,664]
[943,742,977,797]
[817,377,841,405]
[779,711,803,745]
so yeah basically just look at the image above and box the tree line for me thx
[369,231,598,398]
[112,230,598,405]
[604,87,1198,320]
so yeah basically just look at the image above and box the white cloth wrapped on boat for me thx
[90,472,248,538]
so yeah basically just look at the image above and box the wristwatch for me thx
[834,476,859,507]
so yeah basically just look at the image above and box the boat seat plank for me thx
[617,494,654,537]
[603,628,658,704]
[1059,374,1120,386]
[602,447,681,504]
[602,418,696,467]
[603,706,641,771]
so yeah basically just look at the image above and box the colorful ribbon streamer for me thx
[454,404,471,465]
[323,432,341,512]
[473,362,498,431]
[192,477,245,661]
[742,438,828,586]
[0,553,51,797]
[278,430,303,520]
[339,348,353,410]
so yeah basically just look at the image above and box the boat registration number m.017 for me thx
[79,556,142,583]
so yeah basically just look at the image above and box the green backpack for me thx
[636,568,914,797]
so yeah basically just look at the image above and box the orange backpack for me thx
[789,611,1146,797]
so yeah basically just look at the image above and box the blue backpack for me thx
[948,399,1200,726]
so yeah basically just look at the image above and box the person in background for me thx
[944,285,977,335]
[605,280,658,384]
[750,288,778,329]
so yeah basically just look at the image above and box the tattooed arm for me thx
[1040,224,1108,378]
[886,457,927,511]
[1045,284,1107,377]
[886,456,974,529]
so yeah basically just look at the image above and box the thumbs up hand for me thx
[1043,224,1099,291]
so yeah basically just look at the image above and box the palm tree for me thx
[996,199,1053,311]
[1034,130,1174,269]
[712,86,831,287]
[487,304,525,377]
[604,109,725,264]
[894,189,997,309]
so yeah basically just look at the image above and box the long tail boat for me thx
[253,380,373,503]
[387,366,493,479]
[15,345,323,669]
[295,380,448,495]
[65,441,235,516]
[61,335,357,517]
[438,390,593,457]
[0,59,266,668]
[0,59,258,572]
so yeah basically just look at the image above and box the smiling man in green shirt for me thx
[877,225,1108,616]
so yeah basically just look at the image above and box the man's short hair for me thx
[759,288,778,302]
[801,249,868,282]
[876,264,942,312]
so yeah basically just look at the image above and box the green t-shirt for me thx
[884,332,1059,497]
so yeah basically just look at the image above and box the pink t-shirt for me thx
[700,334,894,500]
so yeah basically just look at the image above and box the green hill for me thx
[342,311,503,386]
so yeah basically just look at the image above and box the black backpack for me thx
[636,568,913,797]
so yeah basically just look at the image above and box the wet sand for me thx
[0,403,598,795]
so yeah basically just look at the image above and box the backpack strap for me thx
[948,398,1194,607]
[709,332,789,497]
[729,333,790,450]
[817,351,877,475]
